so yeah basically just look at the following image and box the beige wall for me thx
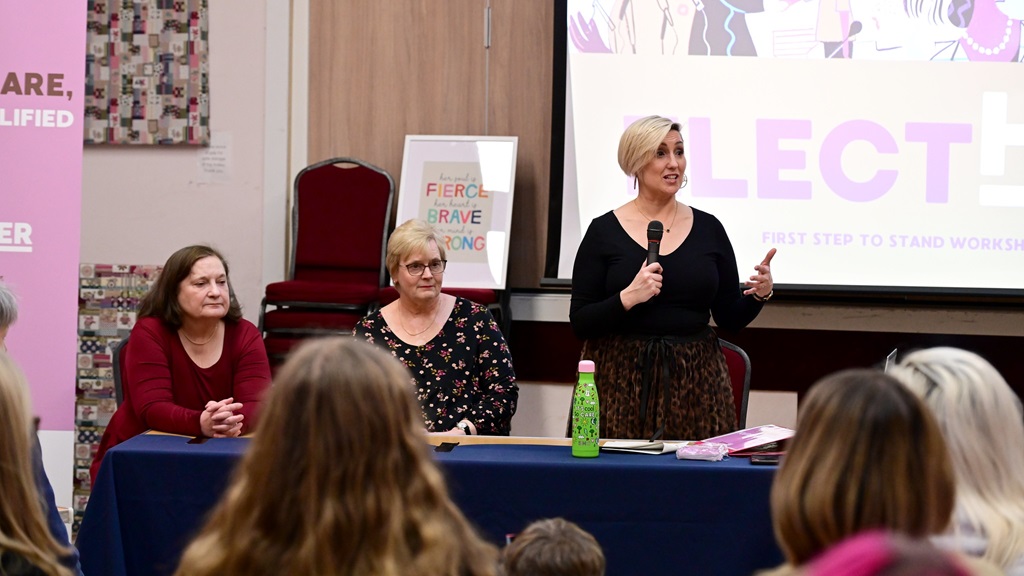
[81,0,274,322]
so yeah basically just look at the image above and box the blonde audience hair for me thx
[174,337,498,576]
[889,347,1024,570]
[617,115,682,178]
[771,369,955,566]
[0,353,73,576]
[385,219,447,282]
[502,517,605,576]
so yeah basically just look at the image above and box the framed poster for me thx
[397,135,518,290]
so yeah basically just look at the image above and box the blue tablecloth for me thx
[437,444,783,575]
[76,435,783,576]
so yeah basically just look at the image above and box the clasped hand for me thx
[200,397,244,438]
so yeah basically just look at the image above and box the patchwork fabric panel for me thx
[74,263,160,536]
[84,0,210,145]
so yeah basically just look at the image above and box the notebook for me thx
[702,424,795,456]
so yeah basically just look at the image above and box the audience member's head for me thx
[139,244,242,326]
[0,352,73,576]
[175,337,498,576]
[502,517,605,576]
[807,531,971,576]
[889,347,1024,571]
[0,281,18,350]
[771,369,955,566]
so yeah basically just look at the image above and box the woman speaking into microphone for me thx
[570,115,776,441]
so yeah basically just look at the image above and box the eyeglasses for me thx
[402,259,447,276]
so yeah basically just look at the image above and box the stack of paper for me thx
[601,440,694,455]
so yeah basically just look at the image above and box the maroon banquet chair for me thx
[112,336,129,407]
[260,157,394,366]
[719,338,751,429]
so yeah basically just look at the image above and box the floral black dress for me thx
[354,297,518,435]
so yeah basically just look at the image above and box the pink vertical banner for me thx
[0,2,87,431]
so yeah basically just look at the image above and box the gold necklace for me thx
[180,324,219,346]
[634,199,679,233]
[399,303,443,337]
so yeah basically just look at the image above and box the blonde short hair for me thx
[889,347,1024,571]
[385,219,447,281]
[617,116,682,178]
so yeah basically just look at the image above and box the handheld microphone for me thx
[646,220,664,265]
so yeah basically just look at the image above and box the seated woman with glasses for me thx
[354,219,518,436]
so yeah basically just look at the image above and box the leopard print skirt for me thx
[570,328,737,441]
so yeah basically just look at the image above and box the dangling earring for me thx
[681,174,688,189]
[634,176,638,190]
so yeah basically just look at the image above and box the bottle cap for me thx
[578,360,595,373]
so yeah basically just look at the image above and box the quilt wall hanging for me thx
[84,0,209,145]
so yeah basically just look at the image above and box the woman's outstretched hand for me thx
[743,248,777,299]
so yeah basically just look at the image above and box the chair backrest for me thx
[113,336,129,407]
[719,338,751,429]
[290,157,395,287]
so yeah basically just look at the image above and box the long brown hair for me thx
[175,337,498,576]
[139,245,243,327]
[771,369,955,566]
[0,353,73,576]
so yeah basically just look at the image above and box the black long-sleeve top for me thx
[570,209,763,340]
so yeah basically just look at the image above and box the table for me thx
[437,443,782,575]
[76,434,783,576]
[76,435,241,576]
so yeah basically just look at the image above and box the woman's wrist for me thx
[619,290,637,311]
[752,289,774,303]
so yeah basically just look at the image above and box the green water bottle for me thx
[572,360,600,458]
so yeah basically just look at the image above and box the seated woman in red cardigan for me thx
[90,245,272,482]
